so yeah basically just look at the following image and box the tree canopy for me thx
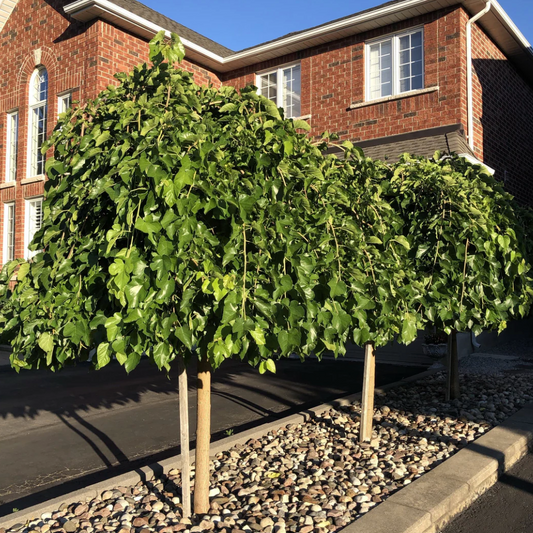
[382,153,533,334]
[0,32,418,375]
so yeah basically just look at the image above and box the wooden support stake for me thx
[177,355,191,519]
[445,329,460,401]
[194,356,212,515]
[360,342,376,444]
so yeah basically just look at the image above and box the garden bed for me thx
[3,371,533,533]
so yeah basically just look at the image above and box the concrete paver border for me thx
[342,407,533,533]
[3,367,530,533]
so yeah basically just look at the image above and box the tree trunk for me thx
[446,329,460,400]
[359,342,376,444]
[194,356,212,515]
[177,356,191,519]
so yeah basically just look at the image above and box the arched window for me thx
[28,67,48,177]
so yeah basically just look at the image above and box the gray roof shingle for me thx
[106,0,234,57]
[326,124,473,162]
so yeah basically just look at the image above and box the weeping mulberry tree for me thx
[0,33,404,513]
[383,153,533,398]
[315,145,422,441]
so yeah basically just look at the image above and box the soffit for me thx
[0,0,19,33]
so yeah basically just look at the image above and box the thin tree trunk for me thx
[446,329,460,400]
[194,356,212,515]
[360,342,376,444]
[178,355,191,519]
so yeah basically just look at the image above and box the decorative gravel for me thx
[3,370,533,533]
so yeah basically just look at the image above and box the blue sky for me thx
[140,0,533,52]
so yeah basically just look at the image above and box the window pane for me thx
[259,72,277,103]
[400,64,410,79]
[412,75,423,90]
[399,50,410,66]
[31,68,48,104]
[369,44,380,66]
[411,31,422,47]
[381,52,391,70]
[400,78,410,93]
[4,203,15,263]
[6,112,18,182]
[397,31,424,94]
[368,39,395,99]
[412,61,423,76]
[283,65,301,118]
[59,94,72,114]
[31,105,47,175]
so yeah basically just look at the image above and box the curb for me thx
[0,367,439,529]
[341,406,533,533]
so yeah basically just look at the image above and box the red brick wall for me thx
[470,22,533,205]
[0,0,222,265]
[0,0,99,261]
[94,21,222,93]
[221,7,469,144]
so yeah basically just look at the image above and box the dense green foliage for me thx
[382,153,533,334]
[317,146,423,347]
[0,33,418,374]
[0,33,531,375]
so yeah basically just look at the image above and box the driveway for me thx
[0,355,426,516]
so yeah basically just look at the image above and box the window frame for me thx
[5,110,18,183]
[3,202,15,264]
[27,67,48,178]
[57,92,72,117]
[256,62,302,119]
[365,27,425,102]
[24,196,43,260]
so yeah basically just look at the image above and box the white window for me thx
[25,197,43,259]
[3,202,15,263]
[5,111,18,183]
[28,67,48,177]
[257,63,301,119]
[58,92,72,116]
[366,28,424,101]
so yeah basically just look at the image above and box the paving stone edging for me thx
[4,366,528,533]
[342,405,533,533]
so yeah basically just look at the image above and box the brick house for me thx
[0,0,532,265]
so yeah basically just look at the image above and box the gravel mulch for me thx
[3,369,533,533]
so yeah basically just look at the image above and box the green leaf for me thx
[328,278,347,298]
[95,131,111,147]
[401,314,418,344]
[250,327,266,346]
[265,359,276,373]
[38,332,54,365]
[135,217,162,234]
[17,263,30,281]
[393,236,411,249]
[97,343,111,368]
[292,119,311,131]
[176,325,194,351]
[125,352,141,373]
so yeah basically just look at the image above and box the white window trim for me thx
[5,111,18,184]
[57,92,72,117]
[256,61,301,119]
[365,27,424,102]
[3,202,15,264]
[24,196,43,260]
[27,68,48,179]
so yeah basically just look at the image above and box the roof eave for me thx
[64,0,533,81]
